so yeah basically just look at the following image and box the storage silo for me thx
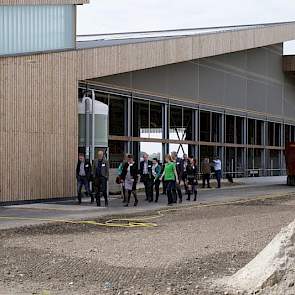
[78,95,108,159]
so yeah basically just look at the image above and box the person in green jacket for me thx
[160,154,179,205]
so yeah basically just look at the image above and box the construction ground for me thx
[1,176,295,295]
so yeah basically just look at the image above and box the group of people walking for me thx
[76,150,222,207]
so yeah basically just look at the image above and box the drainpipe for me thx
[84,96,91,161]
[91,90,95,162]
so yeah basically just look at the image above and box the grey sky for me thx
[77,0,295,54]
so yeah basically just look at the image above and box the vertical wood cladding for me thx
[0,52,78,202]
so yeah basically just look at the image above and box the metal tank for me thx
[78,94,108,160]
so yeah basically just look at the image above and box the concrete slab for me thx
[0,176,293,230]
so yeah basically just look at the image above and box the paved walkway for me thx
[0,176,294,230]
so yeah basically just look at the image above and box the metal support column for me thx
[127,96,132,154]
[221,112,225,176]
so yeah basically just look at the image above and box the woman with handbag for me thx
[120,154,138,207]
[186,157,198,201]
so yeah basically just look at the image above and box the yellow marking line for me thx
[0,192,294,229]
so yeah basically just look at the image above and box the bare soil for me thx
[1,196,295,295]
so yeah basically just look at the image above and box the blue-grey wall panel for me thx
[92,43,295,121]
[246,80,267,113]
[266,83,283,116]
[132,66,168,95]
[224,73,247,109]
[246,48,268,76]
[199,65,225,105]
[166,62,198,100]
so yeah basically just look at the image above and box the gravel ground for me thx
[1,196,295,295]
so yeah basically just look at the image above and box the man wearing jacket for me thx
[76,153,92,204]
[139,153,153,202]
[93,150,109,207]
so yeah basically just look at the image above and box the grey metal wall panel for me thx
[132,66,168,95]
[266,83,283,116]
[91,43,295,122]
[246,48,267,76]
[284,84,295,118]
[96,72,132,88]
[246,79,267,113]
[224,73,247,109]
[199,65,225,105]
[166,62,198,100]
[267,51,284,82]
[205,51,247,71]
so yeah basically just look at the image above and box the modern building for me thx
[1,0,295,203]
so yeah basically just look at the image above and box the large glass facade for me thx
[78,85,289,177]
[0,5,75,55]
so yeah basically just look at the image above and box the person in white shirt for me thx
[212,156,222,188]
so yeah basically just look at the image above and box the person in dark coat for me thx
[92,150,109,207]
[139,153,153,202]
[121,154,138,207]
[186,157,198,201]
[76,153,92,204]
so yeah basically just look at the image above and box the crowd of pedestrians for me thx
[76,150,223,207]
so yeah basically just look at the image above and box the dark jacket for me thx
[175,157,184,178]
[92,159,109,179]
[187,163,198,180]
[76,160,92,180]
[139,160,153,179]
[121,162,138,182]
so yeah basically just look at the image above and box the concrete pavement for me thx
[0,176,294,230]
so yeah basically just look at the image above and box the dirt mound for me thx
[220,219,295,294]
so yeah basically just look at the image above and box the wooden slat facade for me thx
[76,22,295,80]
[0,52,78,202]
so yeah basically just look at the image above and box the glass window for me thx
[274,123,281,146]
[256,120,264,146]
[0,5,75,55]
[248,119,255,145]
[150,102,163,139]
[109,95,126,136]
[133,100,149,137]
[285,125,291,145]
[226,115,235,144]
[200,111,210,142]
[109,141,125,168]
[141,142,163,162]
[236,117,244,144]
[183,108,194,141]
[212,113,221,143]
[267,122,274,146]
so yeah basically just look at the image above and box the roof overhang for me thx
[76,22,295,80]
[0,0,88,4]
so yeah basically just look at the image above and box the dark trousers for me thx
[215,170,222,188]
[142,175,153,201]
[95,176,108,206]
[202,173,211,188]
[182,173,188,193]
[162,180,167,195]
[127,190,138,205]
[187,181,198,201]
[153,179,161,202]
[166,180,175,204]
[77,176,91,203]
[172,182,182,203]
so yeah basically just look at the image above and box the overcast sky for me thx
[77,0,295,54]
